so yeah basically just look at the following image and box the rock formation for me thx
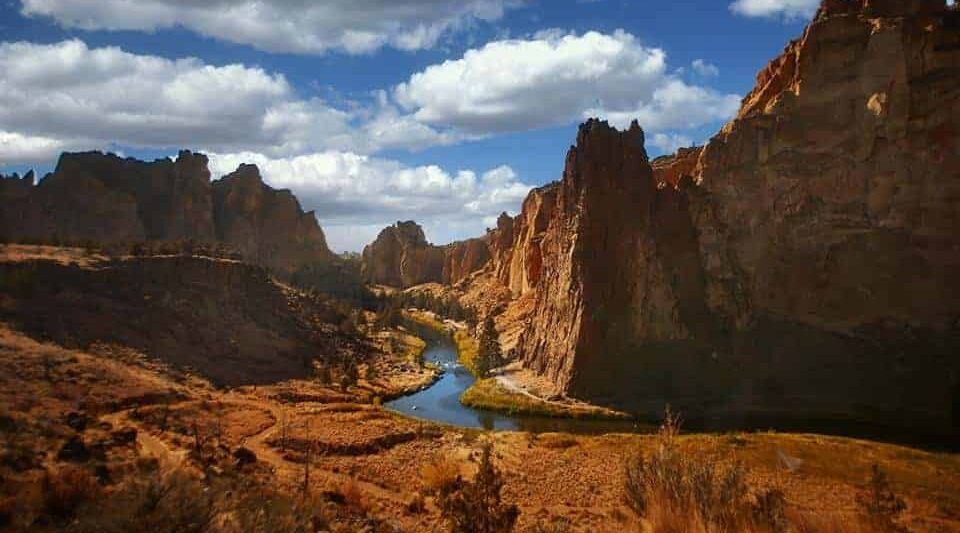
[470,1,960,436]
[361,221,445,288]
[0,151,335,275]
[213,164,334,276]
[651,147,702,188]
[489,185,558,298]
[442,237,491,285]
[360,221,501,288]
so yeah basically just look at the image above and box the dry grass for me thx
[536,434,580,449]
[460,378,626,420]
[623,409,896,533]
[422,456,463,495]
[453,329,481,376]
[404,310,447,332]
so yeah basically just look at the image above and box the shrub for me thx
[43,465,101,519]
[857,463,906,532]
[341,479,368,512]
[438,444,518,533]
[624,407,785,532]
[421,456,462,495]
[71,470,216,533]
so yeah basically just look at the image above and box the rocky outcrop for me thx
[212,164,334,276]
[361,221,497,288]
[515,119,683,392]
[361,221,445,288]
[651,147,703,187]
[0,152,335,275]
[502,1,960,437]
[442,237,491,285]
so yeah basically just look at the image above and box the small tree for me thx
[439,444,518,533]
[475,317,502,378]
[857,463,906,531]
[315,364,332,386]
[339,360,359,391]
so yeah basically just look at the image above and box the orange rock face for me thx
[360,221,446,288]
[651,147,703,187]
[478,2,960,436]
[442,237,491,285]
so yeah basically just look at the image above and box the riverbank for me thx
[444,319,631,421]
[461,378,631,420]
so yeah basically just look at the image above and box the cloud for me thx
[0,131,91,165]
[20,0,520,55]
[691,59,720,77]
[394,30,740,136]
[0,39,453,164]
[206,151,533,251]
[729,0,818,20]
[649,133,694,153]
[585,79,740,132]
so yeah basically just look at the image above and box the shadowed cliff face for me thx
[212,164,334,276]
[0,152,335,276]
[0,255,358,386]
[495,1,960,437]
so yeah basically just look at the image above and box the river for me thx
[384,324,644,434]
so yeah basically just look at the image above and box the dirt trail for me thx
[100,411,187,472]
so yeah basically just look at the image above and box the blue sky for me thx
[0,0,814,251]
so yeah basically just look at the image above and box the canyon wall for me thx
[360,221,445,288]
[0,151,335,275]
[361,221,499,288]
[505,1,960,435]
[442,237,491,285]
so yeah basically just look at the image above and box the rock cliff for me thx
[360,221,497,288]
[442,237,491,285]
[0,151,335,275]
[360,221,445,288]
[493,1,960,436]
[498,185,558,298]
[212,164,334,276]
[651,147,703,188]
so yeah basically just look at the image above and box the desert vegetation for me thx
[623,408,917,532]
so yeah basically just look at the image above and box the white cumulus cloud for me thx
[206,151,533,251]
[729,0,818,20]
[691,59,720,77]
[0,131,91,166]
[0,39,453,165]
[649,133,694,153]
[19,0,521,55]
[394,30,740,139]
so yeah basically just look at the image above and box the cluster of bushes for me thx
[422,444,519,533]
[624,408,910,532]
[389,290,476,324]
[289,258,376,308]
[2,463,389,532]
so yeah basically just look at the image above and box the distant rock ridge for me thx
[360,221,444,288]
[0,151,335,275]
